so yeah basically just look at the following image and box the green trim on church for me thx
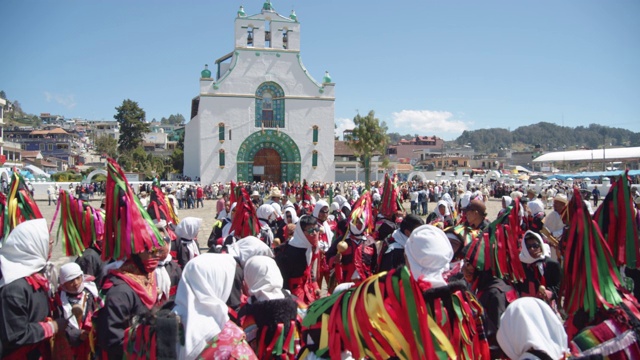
[236,130,301,182]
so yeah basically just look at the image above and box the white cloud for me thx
[44,91,77,109]
[391,109,469,135]
[334,117,355,140]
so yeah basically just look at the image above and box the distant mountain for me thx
[453,122,640,153]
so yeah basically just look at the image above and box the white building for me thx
[184,1,335,184]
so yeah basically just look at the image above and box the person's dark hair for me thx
[299,215,317,230]
[400,214,425,234]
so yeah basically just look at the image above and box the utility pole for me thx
[602,129,606,172]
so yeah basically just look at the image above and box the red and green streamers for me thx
[56,190,105,256]
[349,191,374,234]
[229,181,237,204]
[103,158,164,261]
[302,267,455,359]
[4,171,43,238]
[594,170,639,268]
[229,187,260,239]
[465,198,525,283]
[562,187,622,322]
[379,173,404,219]
[300,180,311,201]
[147,185,179,225]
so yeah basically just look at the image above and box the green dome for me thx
[201,64,211,78]
[263,0,274,11]
[289,10,297,21]
[323,71,332,83]
[237,6,246,17]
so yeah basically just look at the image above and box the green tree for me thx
[0,90,6,100]
[347,110,389,190]
[95,135,118,158]
[160,114,186,125]
[170,148,184,172]
[114,99,149,152]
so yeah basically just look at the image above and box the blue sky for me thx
[1,0,638,140]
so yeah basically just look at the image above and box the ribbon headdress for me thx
[3,171,43,242]
[379,173,404,219]
[301,267,455,360]
[562,187,624,324]
[230,187,260,239]
[464,197,526,284]
[593,170,639,269]
[147,185,180,228]
[55,189,105,256]
[102,158,165,261]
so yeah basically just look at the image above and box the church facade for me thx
[184,2,335,185]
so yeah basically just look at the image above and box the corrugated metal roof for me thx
[533,147,640,162]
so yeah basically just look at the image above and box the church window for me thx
[219,149,225,168]
[255,82,285,128]
[282,30,288,49]
[312,151,318,168]
[312,126,319,144]
[218,123,225,142]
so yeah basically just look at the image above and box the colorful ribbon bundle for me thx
[379,173,403,219]
[562,187,622,322]
[147,185,179,226]
[229,180,237,204]
[229,187,260,239]
[103,158,165,261]
[300,179,311,202]
[348,191,374,234]
[301,267,455,359]
[56,189,105,256]
[464,198,525,284]
[593,170,639,269]
[3,171,43,240]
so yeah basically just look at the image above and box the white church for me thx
[184,1,336,184]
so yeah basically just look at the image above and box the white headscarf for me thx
[441,193,455,211]
[497,297,568,360]
[313,200,334,248]
[385,228,409,253]
[460,192,472,209]
[502,196,513,208]
[436,200,450,221]
[174,254,236,360]
[59,262,99,329]
[257,204,277,223]
[519,231,550,266]
[243,256,284,302]
[156,252,173,301]
[175,217,202,260]
[175,217,202,240]
[527,199,545,215]
[227,236,273,268]
[0,219,50,288]
[404,225,453,287]
[284,207,299,224]
[221,202,236,239]
[288,221,316,265]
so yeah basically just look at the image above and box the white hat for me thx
[251,191,260,197]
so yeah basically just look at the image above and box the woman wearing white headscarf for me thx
[498,195,513,219]
[239,256,301,358]
[404,224,490,357]
[275,215,320,305]
[497,297,568,360]
[284,206,299,225]
[426,200,454,229]
[175,217,202,268]
[256,204,276,247]
[173,254,257,360]
[516,231,561,307]
[0,219,65,359]
[526,199,546,234]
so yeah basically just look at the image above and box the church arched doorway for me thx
[237,130,301,183]
[253,148,281,182]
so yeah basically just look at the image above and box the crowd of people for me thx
[2,161,640,359]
